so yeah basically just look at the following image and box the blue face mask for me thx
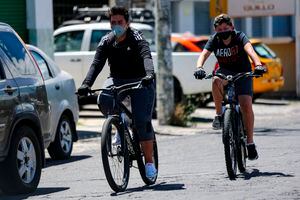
[112,25,126,37]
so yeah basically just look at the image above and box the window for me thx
[273,16,292,37]
[54,31,84,52]
[173,43,189,52]
[30,51,52,80]
[90,30,110,51]
[253,43,277,59]
[194,2,211,35]
[0,61,4,80]
[192,40,208,50]
[0,31,37,75]
[252,17,263,37]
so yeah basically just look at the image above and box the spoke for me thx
[28,158,36,169]
[17,150,25,160]
[63,133,72,142]
[63,140,70,152]
[21,139,29,152]
[27,143,35,158]
[25,168,31,183]
[18,165,26,177]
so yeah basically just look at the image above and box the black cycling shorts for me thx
[216,68,253,96]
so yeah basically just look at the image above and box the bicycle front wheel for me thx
[101,116,130,192]
[223,108,238,180]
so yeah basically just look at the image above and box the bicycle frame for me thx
[205,71,260,179]
[93,81,142,155]
[97,80,158,192]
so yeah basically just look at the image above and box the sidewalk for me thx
[77,107,217,138]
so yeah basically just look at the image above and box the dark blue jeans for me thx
[98,78,155,141]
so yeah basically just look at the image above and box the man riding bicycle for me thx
[194,14,266,160]
[77,6,157,179]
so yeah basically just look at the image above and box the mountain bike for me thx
[205,71,260,180]
[92,81,158,192]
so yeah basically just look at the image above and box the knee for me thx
[134,120,154,141]
[240,101,253,113]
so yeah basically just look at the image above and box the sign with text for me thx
[228,0,295,17]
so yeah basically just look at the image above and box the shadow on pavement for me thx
[241,169,294,180]
[45,155,91,168]
[110,182,185,196]
[190,116,213,123]
[79,114,104,119]
[77,130,101,139]
[253,100,289,106]
[0,187,69,200]
[255,128,300,135]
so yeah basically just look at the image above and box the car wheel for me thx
[0,126,42,194]
[48,115,73,160]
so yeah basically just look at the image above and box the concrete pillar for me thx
[296,0,300,96]
[263,16,273,38]
[26,0,54,58]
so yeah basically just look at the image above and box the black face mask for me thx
[217,30,234,40]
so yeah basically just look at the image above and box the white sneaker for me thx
[145,163,157,180]
[112,132,121,146]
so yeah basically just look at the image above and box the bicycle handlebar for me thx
[205,71,261,82]
[90,80,143,96]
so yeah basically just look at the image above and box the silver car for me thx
[27,45,79,160]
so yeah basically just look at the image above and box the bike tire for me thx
[101,116,130,192]
[236,111,247,173]
[135,134,158,185]
[223,108,238,180]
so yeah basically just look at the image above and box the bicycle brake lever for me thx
[205,74,213,79]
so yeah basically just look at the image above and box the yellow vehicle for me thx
[171,33,284,103]
[250,39,284,98]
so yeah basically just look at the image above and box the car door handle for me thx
[70,58,81,62]
[55,84,60,90]
[4,85,17,95]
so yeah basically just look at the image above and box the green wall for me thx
[0,0,27,41]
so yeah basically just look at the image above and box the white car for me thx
[27,45,79,160]
[53,22,215,105]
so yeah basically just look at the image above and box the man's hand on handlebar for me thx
[77,83,91,96]
[254,65,267,76]
[141,74,154,86]
[194,68,206,79]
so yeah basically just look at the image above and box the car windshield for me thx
[140,29,155,51]
[253,43,277,59]
[192,40,208,50]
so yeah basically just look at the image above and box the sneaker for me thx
[212,115,223,130]
[247,143,259,160]
[145,163,157,180]
[112,132,121,146]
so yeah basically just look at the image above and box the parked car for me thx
[171,32,208,52]
[53,22,216,105]
[0,23,51,194]
[171,33,285,100]
[27,45,79,160]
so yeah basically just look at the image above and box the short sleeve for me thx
[204,35,215,52]
[239,32,250,46]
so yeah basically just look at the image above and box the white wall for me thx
[176,1,195,33]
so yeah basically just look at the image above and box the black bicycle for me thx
[205,71,260,180]
[92,81,158,192]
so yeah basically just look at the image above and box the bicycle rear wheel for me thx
[223,108,238,180]
[101,116,130,192]
[135,134,158,185]
[236,111,246,173]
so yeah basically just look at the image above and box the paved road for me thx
[1,99,300,200]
